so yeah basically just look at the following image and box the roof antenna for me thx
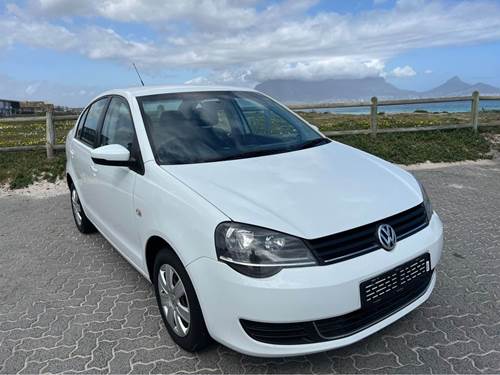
[132,63,145,86]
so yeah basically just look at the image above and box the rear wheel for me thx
[153,248,211,352]
[70,184,96,234]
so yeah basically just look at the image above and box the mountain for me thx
[255,77,416,103]
[254,76,500,103]
[422,76,500,97]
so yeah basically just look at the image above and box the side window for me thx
[236,98,298,138]
[99,97,135,150]
[75,108,89,139]
[80,98,108,146]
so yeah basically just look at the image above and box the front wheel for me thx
[69,184,96,234]
[153,249,211,352]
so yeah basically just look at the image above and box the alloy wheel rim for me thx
[71,189,83,226]
[158,264,190,337]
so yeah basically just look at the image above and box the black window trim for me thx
[75,107,90,139]
[77,96,111,148]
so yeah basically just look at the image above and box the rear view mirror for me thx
[91,144,130,166]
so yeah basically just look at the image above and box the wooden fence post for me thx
[46,109,55,159]
[471,91,479,132]
[370,96,378,137]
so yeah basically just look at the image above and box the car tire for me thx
[69,183,96,234]
[153,248,211,352]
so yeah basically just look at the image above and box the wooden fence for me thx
[0,112,78,158]
[290,92,500,137]
[1,91,499,158]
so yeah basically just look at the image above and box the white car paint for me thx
[162,141,423,239]
[66,85,443,357]
[90,144,130,161]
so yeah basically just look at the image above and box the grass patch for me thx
[332,128,493,165]
[480,127,500,152]
[0,150,66,189]
[298,111,500,132]
[0,120,74,147]
[0,129,497,190]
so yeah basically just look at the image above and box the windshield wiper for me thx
[204,138,330,163]
[295,137,330,150]
[213,147,292,162]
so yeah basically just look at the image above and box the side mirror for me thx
[310,124,320,132]
[91,144,130,166]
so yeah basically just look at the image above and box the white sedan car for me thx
[66,86,443,357]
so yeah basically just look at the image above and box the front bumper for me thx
[187,213,443,357]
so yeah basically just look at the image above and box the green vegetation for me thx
[298,111,500,132]
[481,127,500,152]
[0,150,66,189]
[0,113,499,190]
[297,111,499,164]
[1,129,498,190]
[331,129,493,165]
[0,119,74,147]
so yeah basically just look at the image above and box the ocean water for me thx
[301,99,500,115]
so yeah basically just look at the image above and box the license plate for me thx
[360,253,431,307]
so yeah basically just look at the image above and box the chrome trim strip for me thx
[219,256,317,268]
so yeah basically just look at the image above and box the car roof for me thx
[100,85,258,98]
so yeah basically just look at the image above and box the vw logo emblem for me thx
[377,224,397,251]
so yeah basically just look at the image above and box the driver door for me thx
[90,96,143,267]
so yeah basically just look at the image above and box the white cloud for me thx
[424,69,433,74]
[185,76,214,85]
[25,82,41,95]
[390,65,417,78]
[0,16,76,50]
[2,0,500,86]
[27,0,264,30]
[250,58,386,81]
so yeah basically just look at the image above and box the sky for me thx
[1,0,500,106]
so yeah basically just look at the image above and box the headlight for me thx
[417,180,433,221]
[215,222,317,278]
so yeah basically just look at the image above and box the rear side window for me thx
[80,98,108,146]
[75,108,89,139]
[99,97,135,150]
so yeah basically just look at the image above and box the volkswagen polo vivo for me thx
[66,86,443,357]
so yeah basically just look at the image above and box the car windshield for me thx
[137,91,329,165]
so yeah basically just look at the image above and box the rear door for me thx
[70,97,110,219]
[90,96,143,266]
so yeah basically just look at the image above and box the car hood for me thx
[161,142,423,239]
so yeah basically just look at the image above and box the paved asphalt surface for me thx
[0,160,499,374]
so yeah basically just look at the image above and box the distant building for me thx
[20,101,54,114]
[0,99,20,116]
[0,99,74,116]
[54,105,83,114]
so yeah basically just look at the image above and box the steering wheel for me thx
[156,137,219,164]
[156,138,191,164]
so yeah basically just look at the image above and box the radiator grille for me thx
[307,203,428,264]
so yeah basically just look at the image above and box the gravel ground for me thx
[0,160,499,374]
[0,179,67,199]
